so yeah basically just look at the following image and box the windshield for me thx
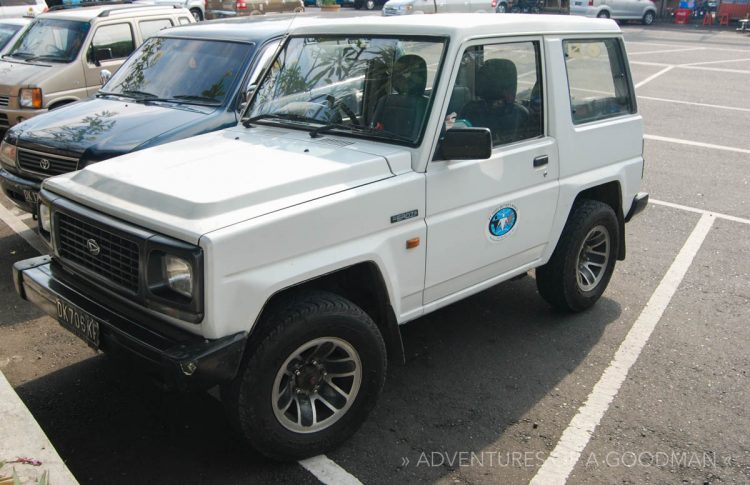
[248,35,447,145]
[102,37,253,107]
[7,19,90,63]
[0,24,22,52]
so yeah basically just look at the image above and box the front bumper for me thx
[0,168,41,213]
[0,106,48,129]
[13,256,247,391]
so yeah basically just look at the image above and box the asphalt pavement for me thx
[0,22,748,485]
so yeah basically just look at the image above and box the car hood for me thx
[0,59,56,94]
[14,97,215,162]
[44,126,402,243]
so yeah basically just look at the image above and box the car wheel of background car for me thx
[642,10,655,24]
[495,2,507,12]
[294,6,305,11]
[190,8,203,20]
[597,10,610,17]
[365,0,376,9]
[221,291,387,460]
[250,9,263,14]
[536,199,619,312]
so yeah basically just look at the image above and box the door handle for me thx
[533,155,549,168]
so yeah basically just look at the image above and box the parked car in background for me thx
[0,16,291,212]
[383,0,493,15]
[353,0,384,10]
[147,0,206,21]
[0,0,47,19]
[0,4,194,132]
[0,16,29,54]
[570,0,656,24]
[205,0,303,18]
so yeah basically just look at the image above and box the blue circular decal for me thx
[489,207,517,238]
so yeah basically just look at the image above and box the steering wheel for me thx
[325,94,360,126]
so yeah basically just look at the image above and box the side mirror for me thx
[99,69,112,86]
[438,127,493,160]
[93,48,113,65]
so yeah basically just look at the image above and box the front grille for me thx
[57,212,140,293]
[17,148,79,176]
[0,113,8,128]
[0,96,8,107]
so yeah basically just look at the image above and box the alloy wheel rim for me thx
[272,337,362,434]
[576,225,610,292]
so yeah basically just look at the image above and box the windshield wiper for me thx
[168,94,221,106]
[242,113,317,128]
[122,89,159,100]
[309,122,414,143]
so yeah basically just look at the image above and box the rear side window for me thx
[563,38,634,125]
[89,23,135,63]
[139,19,173,40]
[178,17,192,25]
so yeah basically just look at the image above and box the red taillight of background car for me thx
[236,0,247,8]
[588,0,593,5]
[491,0,497,6]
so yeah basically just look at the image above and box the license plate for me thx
[55,298,100,348]
[23,189,39,204]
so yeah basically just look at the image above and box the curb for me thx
[0,371,78,484]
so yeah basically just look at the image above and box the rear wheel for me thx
[642,10,655,24]
[365,0,376,9]
[536,200,619,312]
[495,2,506,11]
[597,10,610,17]
[222,291,387,460]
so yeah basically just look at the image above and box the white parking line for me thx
[650,199,750,226]
[634,66,674,89]
[629,47,705,56]
[639,95,750,113]
[679,65,750,75]
[644,134,750,155]
[0,202,47,254]
[299,455,364,485]
[530,213,716,485]
[681,57,750,67]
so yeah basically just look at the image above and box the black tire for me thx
[642,10,655,24]
[353,0,362,8]
[190,8,203,21]
[365,0,375,9]
[222,291,387,461]
[597,10,610,18]
[536,200,619,312]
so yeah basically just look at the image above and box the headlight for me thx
[164,254,193,298]
[39,202,51,233]
[19,88,43,109]
[0,141,17,167]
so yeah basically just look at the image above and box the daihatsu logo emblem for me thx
[86,239,101,256]
[39,158,50,170]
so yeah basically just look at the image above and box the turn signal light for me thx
[406,238,420,249]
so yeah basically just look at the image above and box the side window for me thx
[563,38,634,124]
[178,16,192,25]
[139,19,173,40]
[88,23,135,64]
[445,41,543,147]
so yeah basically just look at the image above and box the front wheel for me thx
[536,200,619,312]
[642,10,655,24]
[597,10,610,18]
[222,291,387,460]
[495,2,507,12]
[365,0,376,9]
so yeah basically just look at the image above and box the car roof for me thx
[157,14,325,44]
[288,13,622,38]
[0,17,31,26]
[38,4,187,22]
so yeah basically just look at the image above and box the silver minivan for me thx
[570,0,657,24]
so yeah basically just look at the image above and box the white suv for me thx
[0,0,47,19]
[14,14,648,460]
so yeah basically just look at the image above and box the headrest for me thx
[392,54,427,96]
[476,58,517,102]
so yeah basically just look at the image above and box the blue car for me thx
[0,17,289,213]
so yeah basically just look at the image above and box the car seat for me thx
[371,54,428,140]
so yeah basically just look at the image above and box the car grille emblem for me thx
[39,158,51,170]
[86,239,101,256]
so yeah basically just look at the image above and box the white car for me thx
[0,17,29,54]
[14,14,648,461]
[383,0,493,15]
[570,0,657,24]
[0,0,46,19]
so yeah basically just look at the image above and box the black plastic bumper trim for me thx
[13,256,246,391]
[0,168,41,213]
[625,192,649,222]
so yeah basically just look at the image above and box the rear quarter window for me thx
[563,38,634,125]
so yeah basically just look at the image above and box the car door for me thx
[83,22,136,95]
[423,38,559,305]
